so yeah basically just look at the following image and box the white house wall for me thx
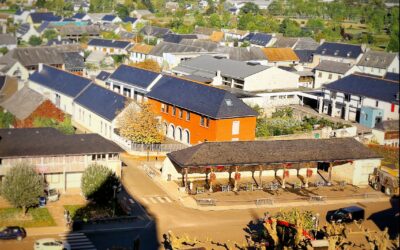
[244,67,299,91]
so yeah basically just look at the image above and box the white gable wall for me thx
[244,67,299,91]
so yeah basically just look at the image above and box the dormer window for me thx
[347,52,351,57]
[334,50,339,56]
[225,99,233,106]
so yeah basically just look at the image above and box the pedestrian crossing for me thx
[59,232,96,250]
[142,196,173,204]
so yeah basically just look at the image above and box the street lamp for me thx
[112,185,117,217]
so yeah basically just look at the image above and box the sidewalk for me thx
[146,167,390,211]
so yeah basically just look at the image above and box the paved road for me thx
[120,156,400,247]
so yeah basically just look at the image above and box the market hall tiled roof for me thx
[324,74,399,104]
[29,65,92,98]
[315,42,363,59]
[0,127,124,158]
[147,75,258,119]
[167,138,382,167]
[108,64,160,89]
[88,38,131,49]
[74,83,127,121]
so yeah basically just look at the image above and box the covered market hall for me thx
[161,138,381,193]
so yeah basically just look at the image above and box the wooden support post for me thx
[328,162,333,185]
[209,168,213,192]
[258,166,263,187]
[185,168,189,192]
[282,165,286,189]
[305,168,309,188]
[234,166,239,191]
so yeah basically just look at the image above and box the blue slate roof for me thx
[29,65,92,98]
[30,12,62,23]
[16,23,30,35]
[87,38,130,49]
[315,42,362,59]
[147,76,257,119]
[295,50,314,63]
[37,21,50,33]
[108,65,160,89]
[75,84,127,121]
[325,74,399,103]
[15,9,23,15]
[163,33,198,44]
[0,76,5,90]
[384,72,399,82]
[96,71,111,81]
[102,15,117,21]
[72,13,86,19]
[242,32,273,47]
[122,17,138,23]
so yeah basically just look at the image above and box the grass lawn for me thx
[0,207,56,228]
[64,202,126,221]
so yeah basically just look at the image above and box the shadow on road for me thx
[368,196,399,239]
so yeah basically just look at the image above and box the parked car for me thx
[34,238,71,250]
[0,226,26,240]
[326,206,365,223]
[45,188,59,202]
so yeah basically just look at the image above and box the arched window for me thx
[176,127,182,141]
[183,129,190,145]
[168,124,175,139]
[163,122,168,135]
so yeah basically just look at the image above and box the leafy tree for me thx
[117,101,164,144]
[43,29,58,41]
[1,163,44,214]
[28,36,42,46]
[81,164,119,204]
[0,109,14,128]
[240,2,260,15]
[279,18,301,37]
[0,47,8,55]
[36,0,46,8]
[116,4,130,19]
[209,13,222,28]
[306,18,325,34]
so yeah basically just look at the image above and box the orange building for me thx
[147,76,257,145]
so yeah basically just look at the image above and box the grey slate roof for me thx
[0,34,17,45]
[294,37,319,50]
[167,138,381,168]
[213,46,266,61]
[4,47,65,67]
[74,83,127,121]
[30,12,62,23]
[149,42,206,57]
[147,75,257,119]
[163,33,198,44]
[59,25,100,36]
[295,50,314,63]
[374,120,399,131]
[61,52,85,71]
[88,38,131,49]
[314,61,352,74]
[315,42,363,59]
[96,71,111,81]
[29,65,92,98]
[108,64,160,89]
[179,39,219,52]
[1,86,45,120]
[357,51,398,69]
[140,25,171,38]
[241,32,273,47]
[0,127,123,158]
[273,37,298,48]
[173,55,268,80]
[324,74,399,103]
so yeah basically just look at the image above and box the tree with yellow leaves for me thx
[116,101,164,144]
[129,59,161,72]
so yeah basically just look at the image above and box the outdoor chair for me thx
[221,185,230,192]
[196,186,205,194]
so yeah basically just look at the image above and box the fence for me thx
[130,143,188,152]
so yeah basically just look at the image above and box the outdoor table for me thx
[196,186,205,194]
